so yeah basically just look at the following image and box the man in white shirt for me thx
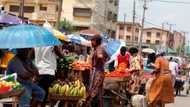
[35,46,63,107]
[169,57,179,86]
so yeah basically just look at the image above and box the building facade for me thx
[1,0,58,25]
[142,27,170,48]
[116,22,141,44]
[62,0,119,38]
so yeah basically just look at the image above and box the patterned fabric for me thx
[89,45,109,107]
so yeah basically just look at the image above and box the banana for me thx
[65,84,70,96]
[79,86,86,96]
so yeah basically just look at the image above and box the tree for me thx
[58,19,75,34]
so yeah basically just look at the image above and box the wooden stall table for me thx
[48,94,82,107]
[0,89,24,107]
[104,72,131,107]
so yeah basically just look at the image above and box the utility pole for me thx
[139,0,148,55]
[56,0,63,29]
[124,14,126,23]
[19,0,24,19]
[132,0,136,46]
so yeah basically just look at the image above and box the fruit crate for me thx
[48,93,82,101]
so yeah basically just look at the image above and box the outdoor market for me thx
[0,10,190,107]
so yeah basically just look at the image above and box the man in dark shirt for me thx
[7,48,45,107]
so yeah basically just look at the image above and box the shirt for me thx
[7,57,36,83]
[92,45,109,71]
[169,61,179,76]
[117,52,130,68]
[35,46,57,75]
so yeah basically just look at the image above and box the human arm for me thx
[54,45,64,57]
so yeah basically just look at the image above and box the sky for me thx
[118,0,190,42]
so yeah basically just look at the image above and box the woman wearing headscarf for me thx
[148,52,174,107]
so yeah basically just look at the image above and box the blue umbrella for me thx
[105,40,126,63]
[67,34,91,46]
[0,12,23,25]
[0,24,61,48]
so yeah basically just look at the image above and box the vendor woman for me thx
[116,46,130,69]
[148,52,174,107]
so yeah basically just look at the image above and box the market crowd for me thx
[0,34,177,107]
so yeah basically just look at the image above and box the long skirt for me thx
[148,73,174,105]
[89,70,104,107]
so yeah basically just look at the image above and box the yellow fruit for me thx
[49,87,54,93]
[79,86,86,97]
[65,84,70,96]
[53,84,60,93]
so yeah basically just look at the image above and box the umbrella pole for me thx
[56,0,63,29]
[19,0,24,19]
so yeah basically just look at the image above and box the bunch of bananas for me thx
[49,80,86,97]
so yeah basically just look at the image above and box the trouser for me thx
[38,74,55,101]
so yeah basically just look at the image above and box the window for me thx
[73,8,92,17]
[109,0,113,3]
[56,5,58,12]
[155,40,160,44]
[114,0,118,6]
[127,26,132,32]
[120,25,124,30]
[9,5,19,12]
[40,5,47,11]
[146,40,151,44]
[156,32,161,38]
[135,37,138,41]
[147,32,151,37]
[119,35,124,39]
[112,13,117,22]
[126,35,131,41]
[136,28,139,33]
[24,6,35,13]
[107,11,112,20]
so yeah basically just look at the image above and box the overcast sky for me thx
[118,0,190,42]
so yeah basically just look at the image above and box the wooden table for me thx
[48,94,82,107]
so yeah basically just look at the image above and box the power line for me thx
[153,0,190,4]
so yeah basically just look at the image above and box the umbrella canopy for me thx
[0,12,23,25]
[67,34,91,47]
[52,29,69,41]
[0,24,61,49]
[80,29,100,40]
[43,21,68,41]
[142,48,155,53]
[105,40,126,63]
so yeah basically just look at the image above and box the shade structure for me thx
[0,12,23,25]
[80,29,100,40]
[105,40,126,63]
[67,34,91,47]
[52,29,69,41]
[0,24,61,49]
[142,48,155,53]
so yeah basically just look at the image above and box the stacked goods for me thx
[115,63,127,72]
[0,80,23,94]
[71,61,91,71]
[49,80,86,97]
[105,71,130,77]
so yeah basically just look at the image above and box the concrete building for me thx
[173,31,185,50]
[62,0,119,38]
[1,0,58,25]
[116,22,141,43]
[142,27,170,48]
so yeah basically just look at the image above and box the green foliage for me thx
[57,55,76,72]
[58,19,75,33]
